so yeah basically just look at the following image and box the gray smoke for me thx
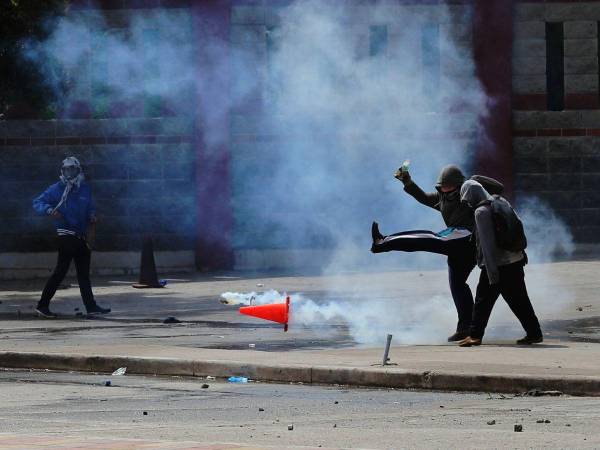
[23,2,576,343]
[232,1,486,270]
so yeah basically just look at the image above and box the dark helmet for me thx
[435,165,465,190]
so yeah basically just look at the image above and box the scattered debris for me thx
[201,384,209,389]
[163,316,181,324]
[333,424,337,428]
[228,376,248,383]
[439,405,445,408]
[545,419,551,423]
[577,307,583,312]
[288,424,294,431]
[249,344,256,348]
[112,367,127,376]
[487,420,496,425]
[525,389,563,397]
[514,424,523,432]
[206,376,216,381]
[143,411,148,416]
[566,424,571,427]
[104,380,112,387]
[334,401,339,404]
[259,408,264,412]
[257,283,264,287]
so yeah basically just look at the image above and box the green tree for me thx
[0,0,68,119]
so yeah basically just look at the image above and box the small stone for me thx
[537,419,544,423]
[104,380,111,387]
[333,424,337,428]
[577,307,583,311]
[545,419,551,423]
[487,420,496,425]
[259,408,264,412]
[440,405,444,408]
[201,384,209,389]
[514,424,523,432]
[288,424,294,431]
[566,424,571,427]
[163,316,181,324]
[334,401,339,404]
[143,411,148,416]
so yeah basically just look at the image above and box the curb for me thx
[1,351,599,396]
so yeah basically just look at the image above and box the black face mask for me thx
[441,189,460,202]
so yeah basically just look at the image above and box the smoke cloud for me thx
[22,1,576,342]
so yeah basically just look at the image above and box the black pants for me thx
[372,230,475,332]
[469,261,542,339]
[39,235,96,311]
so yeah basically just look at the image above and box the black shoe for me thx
[517,335,543,345]
[86,304,111,315]
[447,330,470,342]
[371,221,384,242]
[35,306,57,318]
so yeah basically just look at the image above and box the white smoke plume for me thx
[23,2,577,342]
[221,289,454,344]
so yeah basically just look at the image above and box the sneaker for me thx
[516,335,543,345]
[86,304,111,315]
[35,306,57,318]
[447,330,470,342]
[371,221,384,242]
[458,336,482,347]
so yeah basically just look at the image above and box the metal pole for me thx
[382,334,392,366]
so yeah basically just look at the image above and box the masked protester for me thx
[457,180,542,347]
[371,164,503,342]
[32,157,110,317]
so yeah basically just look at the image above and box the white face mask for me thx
[61,165,81,180]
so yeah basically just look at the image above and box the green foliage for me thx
[0,0,68,119]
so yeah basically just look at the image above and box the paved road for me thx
[0,370,599,449]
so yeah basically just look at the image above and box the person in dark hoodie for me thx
[457,179,542,347]
[371,164,503,342]
[32,157,111,318]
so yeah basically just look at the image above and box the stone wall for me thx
[0,118,196,277]
[513,2,600,245]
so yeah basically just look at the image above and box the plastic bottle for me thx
[228,376,248,383]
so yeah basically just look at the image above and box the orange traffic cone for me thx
[239,296,290,331]
[132,236,165,289]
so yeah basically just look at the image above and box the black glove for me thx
[394,169,412,185]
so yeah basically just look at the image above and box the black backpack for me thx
[490,195,527,252]
[470,174,504,196]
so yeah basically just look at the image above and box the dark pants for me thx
[39,235,96,311]
[372,230,475,332]
[469,261,542,339]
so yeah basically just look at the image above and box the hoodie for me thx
[403,165,474,230]
[33,180,96,237]
[460,180,524,285]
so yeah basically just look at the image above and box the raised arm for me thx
[395,170,440,210]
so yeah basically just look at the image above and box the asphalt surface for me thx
[0,369,599,449]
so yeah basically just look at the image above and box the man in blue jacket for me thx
[33,157,110,317]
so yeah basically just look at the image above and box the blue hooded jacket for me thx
[33,181,96,236]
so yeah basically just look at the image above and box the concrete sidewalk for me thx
[1,260,599,395]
